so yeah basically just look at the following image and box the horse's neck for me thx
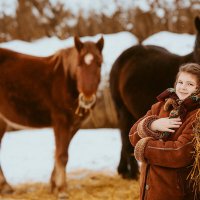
[62,48,79,100]
[52,48,79,93]
[51,49,79,102]
[65,48,79,78]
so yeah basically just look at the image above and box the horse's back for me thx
[110,45,176,86]
[110,44,181,118]
[0,47,56,69]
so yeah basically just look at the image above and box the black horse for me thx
[110,16,200,179]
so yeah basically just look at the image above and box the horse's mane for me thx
[51,49,63,72]
[51,47,78,79]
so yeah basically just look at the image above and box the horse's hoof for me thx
[117,165,128,176]
[120,171,139,180]
[58,192,69,200]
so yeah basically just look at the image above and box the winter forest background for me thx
[0,0,200,43]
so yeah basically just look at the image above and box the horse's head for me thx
[194,16,200,63]
[74,36,104,116]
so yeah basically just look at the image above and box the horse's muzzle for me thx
[75,93,96,117]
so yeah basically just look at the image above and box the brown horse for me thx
[0,36,104,198]
[110,16,200,179]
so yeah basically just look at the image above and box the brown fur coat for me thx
[129,100,199,200]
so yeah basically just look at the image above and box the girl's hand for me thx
[150,117,182,133]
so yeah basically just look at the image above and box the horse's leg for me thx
[118,108,139,179]
[50,113,75,199]
[0,119,13,194]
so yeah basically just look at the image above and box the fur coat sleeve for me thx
[129,102,164,147]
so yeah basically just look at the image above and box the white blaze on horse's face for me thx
[84,53,94,65]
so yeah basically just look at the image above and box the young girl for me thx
[129,63,200,200]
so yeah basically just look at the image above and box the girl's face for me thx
[175,72,198,100]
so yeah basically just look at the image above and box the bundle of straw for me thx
[188,110,200,199]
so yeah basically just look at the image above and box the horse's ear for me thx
[194,16,200,32]
[74,36,84,52]
[96,36,104,52]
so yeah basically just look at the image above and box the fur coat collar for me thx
[157,88,200,120]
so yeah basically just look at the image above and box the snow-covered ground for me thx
[1,128,121,184]
[0,30,195,185]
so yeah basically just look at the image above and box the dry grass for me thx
[188,110,200,199]
[0,170,139,200]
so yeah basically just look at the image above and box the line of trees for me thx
[0,0,199,42]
